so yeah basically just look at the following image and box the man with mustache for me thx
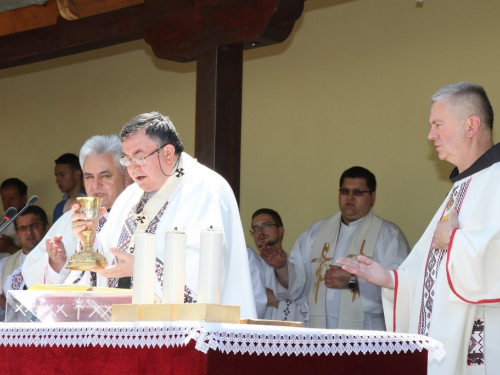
[22,135,127,287]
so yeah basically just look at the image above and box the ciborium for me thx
[66,197,108,270]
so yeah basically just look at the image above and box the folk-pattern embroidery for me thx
[418,177,471,336]
[468,318,484,366]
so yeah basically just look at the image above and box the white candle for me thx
[197,228,223,304]
[132,231,156,304]
[162,229,187,304]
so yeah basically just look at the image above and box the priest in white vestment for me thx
[260,167,409,329]
[22,135,127,288]
[69,112,257,319]
[339,82,500,375]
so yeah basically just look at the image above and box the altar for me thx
[0,321,444,375]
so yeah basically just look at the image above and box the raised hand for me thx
[46,235,68,273]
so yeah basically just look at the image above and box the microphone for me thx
[0,207,17,229]
[0,196,39,235]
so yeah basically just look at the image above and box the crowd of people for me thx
[0,81,498,374]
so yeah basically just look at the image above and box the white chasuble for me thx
[93,152,257,319]
[383,146,500,375]
[308,210,383,329]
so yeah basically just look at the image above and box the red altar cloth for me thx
[0,341,426,375]
[0,321,443,374]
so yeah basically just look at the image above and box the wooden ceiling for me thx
[0,0,305,69]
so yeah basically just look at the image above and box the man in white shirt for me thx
[260,166,409,329]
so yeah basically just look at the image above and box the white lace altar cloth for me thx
[0,321,445,361]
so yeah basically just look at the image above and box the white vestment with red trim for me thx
[383,160,500,375]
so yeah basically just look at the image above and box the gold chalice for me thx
[66,197,108,270]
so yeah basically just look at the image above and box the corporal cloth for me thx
[383,143,500,375]
[93,153,257,319]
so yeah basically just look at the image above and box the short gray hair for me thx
[120,111,184,154]
[79,135,126,175]
[431,82,494,129]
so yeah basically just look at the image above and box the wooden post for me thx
[195,45,243,203]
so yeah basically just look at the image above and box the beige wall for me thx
[0,0,499,250]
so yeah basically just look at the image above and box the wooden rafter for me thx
[0,0,59,37]
[56,0,143,21]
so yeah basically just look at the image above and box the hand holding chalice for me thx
[66,197,108,270]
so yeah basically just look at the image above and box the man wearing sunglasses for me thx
[260,166,409,329]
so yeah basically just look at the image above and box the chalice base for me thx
[66,248,108,271]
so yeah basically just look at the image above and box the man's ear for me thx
[278,226,285,239]
[163,144,177,163]
[466,115,481,138]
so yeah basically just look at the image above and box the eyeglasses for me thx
[250,223,277,234]
[339,188,372,197]
[17,222,43,233]
[119,142,170,166]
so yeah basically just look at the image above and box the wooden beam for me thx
[0,0,59,37]
[195,45,243,203]
[0,0,304,69]
[143,0,304,62]
[0,4,146,69]
[56,0,143,21]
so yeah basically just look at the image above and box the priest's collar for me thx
[449,143,500,183]
[340,213,366,228]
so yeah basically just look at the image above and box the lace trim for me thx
[0,321,445,362]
